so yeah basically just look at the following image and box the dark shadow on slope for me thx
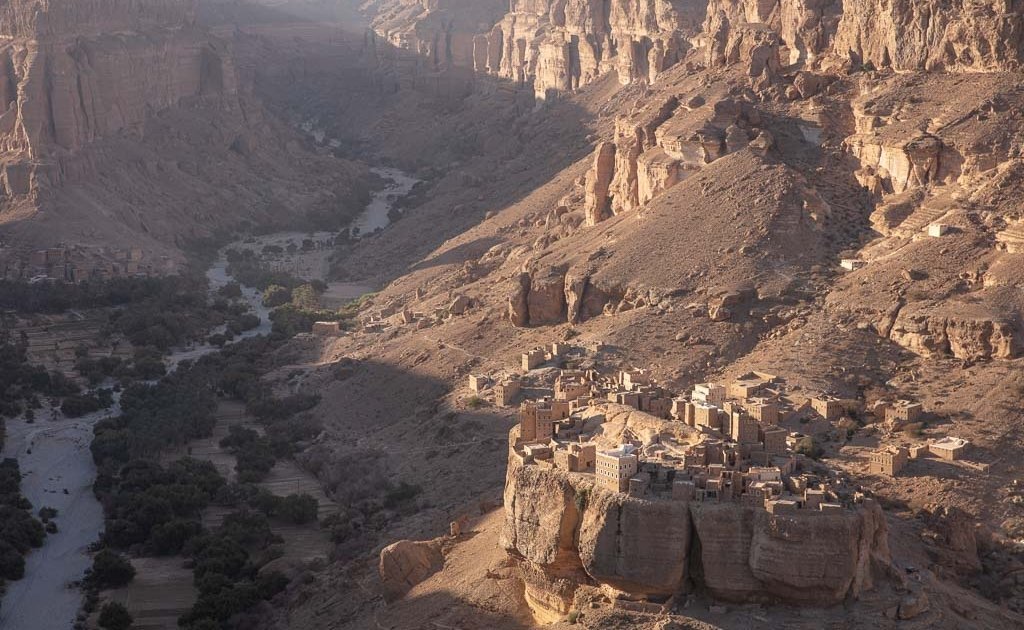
[210,7,595,286]
[294,355,514,558]
[407,236,502,272]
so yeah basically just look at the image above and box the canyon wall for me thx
[360,0,708,99]
[363,0,507,71]
[0,0,235,162]
[0,0,196,38]
[475,0,708,99]
[702,0,842,72]
[361,0,1024,101]
[701,0,1024,74]
[834,0,1024,71]
[0,0,368,271]
[501,455,890,618]
[360,0,1024,109]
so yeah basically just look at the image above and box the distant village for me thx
[466,341,974,514]
[3,245,175,283]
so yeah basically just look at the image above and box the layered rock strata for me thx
[702,0,1024,73]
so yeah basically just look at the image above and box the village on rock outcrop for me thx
[419,340,988,618]
[476,341,979,504]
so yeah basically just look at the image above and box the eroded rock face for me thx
[848,131,952,196]
[507,266,570,326]
[527,267,570,324]
[365,0,508,72]
[702,0,1024,73]
[703,0,842,71]
[508,272,532,327]
[921,506,982,574]
[0,0,196,39]
[581,94,761,223]
[476,0,707,100]
[834,0,1024,71]
[501,459,589,617]
[579,488,691,597]
[887,307,1021,361]
[0,0,236,159]
[502,454,891,619]
[584,142,617,226]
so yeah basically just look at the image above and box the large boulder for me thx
[378,538,446,601]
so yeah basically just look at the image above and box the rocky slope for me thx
[0,0,368,273]
[180,0,1024,627]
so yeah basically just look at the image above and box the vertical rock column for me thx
[584,141,617,226]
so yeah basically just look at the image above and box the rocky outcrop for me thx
[528,267,570,324]
[581,94,762,222]
[507,266,569,327]
[364,0,507,72]
[920,506,982,574]
[584,142,617,226]
[502,452,891,619]
[475,0,707,100]
[886,306,1021,361]
[693,502,888,603]
[702,0,842,73]
[379,538,447,601]
[834,0,1024,72]
[848,131,953,197]
[579,487,692,597]
[501,458,590,619]
[509,264,633,326]
[508,272,532,327]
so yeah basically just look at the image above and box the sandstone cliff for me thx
[701,0,1024,75]
[0,0,368,270]
[362,0,507,72]
[701,0,841,75]
[0,0,234,159]
[501,449,890,619]
[359,0,709,99]
[834,0,1024,71]
[476,0,708,100]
